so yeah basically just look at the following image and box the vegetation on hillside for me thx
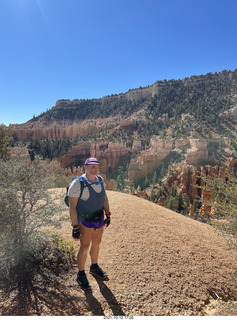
[8,70,237,226]
[0,124,13,160]
[14,69,237,158]
[33,70,236,125]
[201,168,237,247]
[139,70,237,141]
[0,127,74,297]
[27,136,73,160]
[199,168,237,281]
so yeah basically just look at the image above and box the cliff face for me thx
[161,163,228,218]
[8,70,237,198]
[59,140,130,175]
[12,120,100,140]
[11,69,237,141]
[59,136,234,188]
[11,115,141,140]
[185,139,209,165]
[10,83,159,140]
[59,142,92,168]
[61,137,181,180]
[128,138,173,181]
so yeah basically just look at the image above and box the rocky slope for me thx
[9,69,237,218]
[10,136,236,215]
[10,70,237,189]
[1,190,236,316]
[59,136,235,189]
[10,69,237,140]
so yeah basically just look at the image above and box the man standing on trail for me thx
[68,157,111,289]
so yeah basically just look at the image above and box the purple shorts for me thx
[80,215,104,230]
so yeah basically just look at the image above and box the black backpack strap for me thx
[97,175,103,182]
[65,177,85,207]
[73,177,85,200]
[78,179,84,199]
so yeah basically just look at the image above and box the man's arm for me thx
[104,192,111,228]
[103,192,110,214]
[69,197,79,226]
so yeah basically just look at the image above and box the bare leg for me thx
[77,224,93,271]
[90,226,104,264]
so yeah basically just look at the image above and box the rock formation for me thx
[11,121,99,140]
[198,166,227,218]
[164,164,201,200]
[132,140,142,154]
[185,139,209,165]
[59,142,92,168]
[10,80,163,141]
[221,105,237,120]
[163,163,228,218]
[58,136,234,189]
[189,204,194,218]
[60,140,130,176]
[128,138,173,182]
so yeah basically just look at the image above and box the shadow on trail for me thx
[1,270,125,316]
[84,289,105,316]
[1,274,85,316]
[91,276,126,316]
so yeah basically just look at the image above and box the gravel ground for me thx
[1,190,236,316]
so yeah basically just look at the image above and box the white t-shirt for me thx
[67,174,105,201]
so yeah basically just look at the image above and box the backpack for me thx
[64,175,103,207]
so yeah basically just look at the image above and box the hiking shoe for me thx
[89,266,108,279]
[76,273,91,289]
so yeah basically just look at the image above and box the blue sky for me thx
[0,0,236,125]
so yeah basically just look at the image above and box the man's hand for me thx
[72,225,80,239]
[104,216,110,228]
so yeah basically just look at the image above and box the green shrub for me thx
[43,235,76,274]
[0,158,65,290]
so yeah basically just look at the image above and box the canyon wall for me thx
[185,139,208,165]
[128,138,173,181]
[12,75,216,140]
[59,140,130,175]
[10,82,160,140]
[162,164,228,218]
[12,121,99,140]
[60,136,234,185]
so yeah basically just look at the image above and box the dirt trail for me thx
[1,190,237,316]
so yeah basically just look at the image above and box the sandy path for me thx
[54,190,237,316]
[1,190,236,316]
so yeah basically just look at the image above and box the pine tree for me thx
[177,192,184,213]
[145,175,149,188]
[116,166,125,191]
[171,184,177,197]
[166,195,178,212]
[149,188,156,202]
